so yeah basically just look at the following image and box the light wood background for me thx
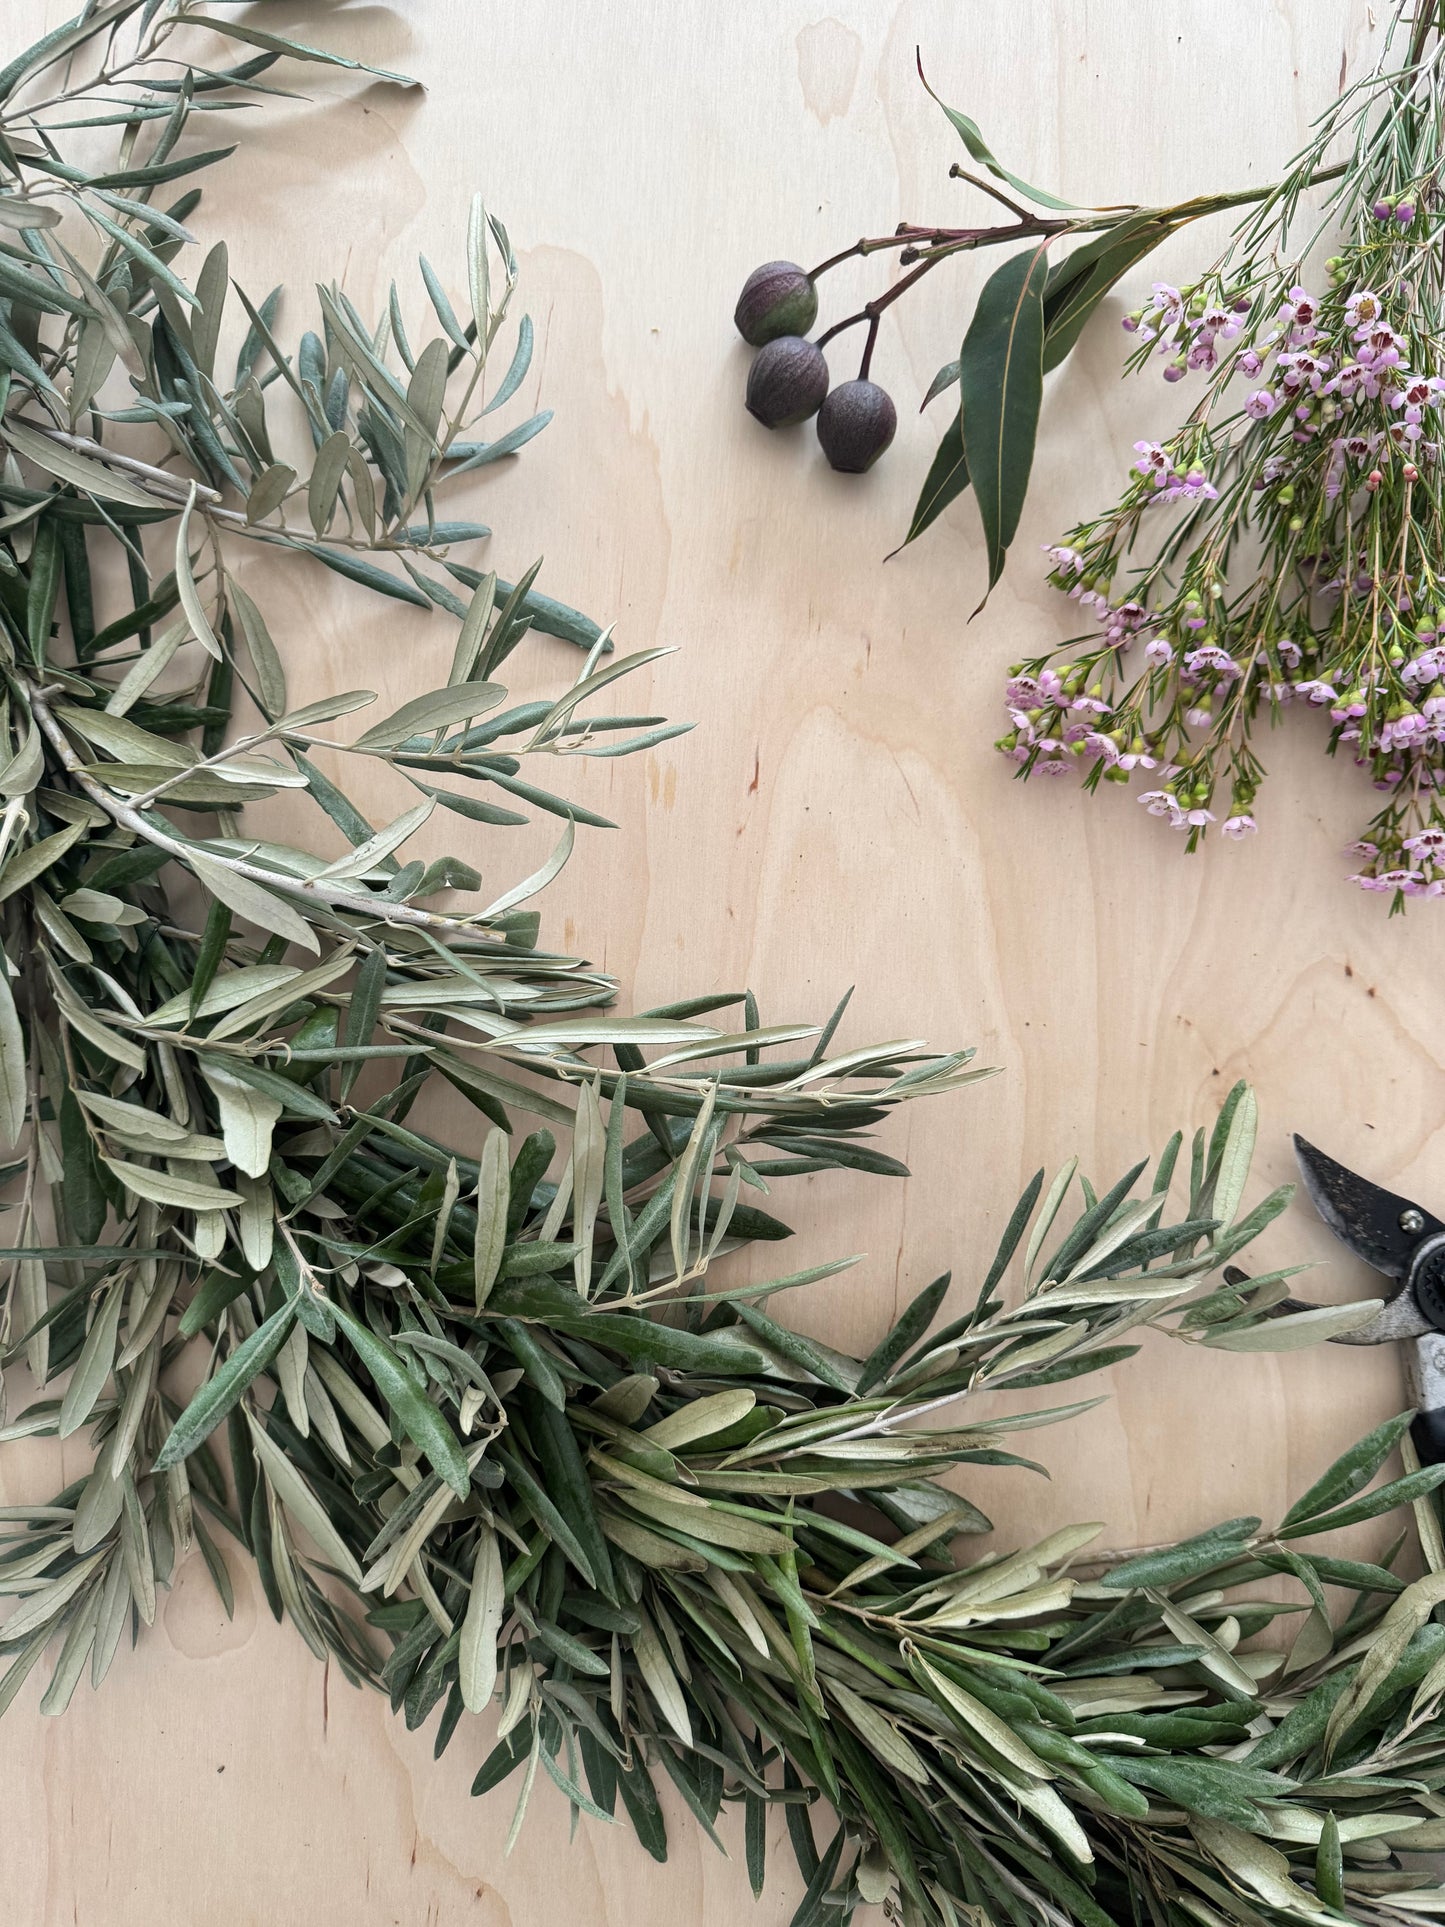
[2,2,1437,1921]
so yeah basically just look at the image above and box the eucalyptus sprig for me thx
[4,10,1445,1927]
[731,51,1353,581]
[735,2,1445,904]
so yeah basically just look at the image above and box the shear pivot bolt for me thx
[1402,1208,1426,1234]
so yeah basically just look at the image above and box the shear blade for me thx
[1292,1134,1443,1279]
[1327,1290,1432,1345]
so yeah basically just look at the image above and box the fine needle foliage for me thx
[5,11,1445,1927]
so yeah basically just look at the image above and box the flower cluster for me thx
[998,135,1445,906]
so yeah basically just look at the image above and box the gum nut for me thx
[745,336,830,428]
[734,261,818,346]
[816,379,897,472]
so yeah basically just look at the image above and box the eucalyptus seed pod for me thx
[733,260,818,345]
[816,378,897,472]
[745,335,829,428]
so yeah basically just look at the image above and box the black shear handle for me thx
[1413,1408,1445,1467]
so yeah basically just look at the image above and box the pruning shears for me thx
[1292,1134,1445,1466]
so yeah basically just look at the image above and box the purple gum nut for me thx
[816,379,897,473]
[745,336,830,428]
[734,261,819,347]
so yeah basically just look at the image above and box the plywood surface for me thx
[0,2,1434,1921]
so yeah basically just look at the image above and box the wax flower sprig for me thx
[1000,8,1445,903]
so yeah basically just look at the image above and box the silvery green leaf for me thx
[482,314,533,414]
[53,704,195,769]
[204,952,354,1040]
[429,1157,461,1276]
[632,1609,691,1746]
[829,1679,931,1784]
[2,419,157,508]
[0,200,60,232]
[1204,1300,1385,1351]
[448,571,496,687]
[49,975,145,1073]
[0,717,44,797]
[57,1281,123,1438]
[279,690,378,732]
[446,411,552,473]
[186,854,320,956]
[103,622,187,719]
[353,682,506,751]
[16,1256,48,1384]
[90,1550,131,1690]
[244,1410,362,1584]
[245,463,296,525]
[144,965,301,1029]
[641,1390,757,1452]
[192,239,229,379]
[0,962,26,1147]
[201,1062,282,1178]
[119,1478,154,1627]
[466,194,491,348]
[102,1158,239,1212]
[306,431,351,538]
[910,1651,1052,1780]
[1023,1158,1078,1284]
[194,18,418,88]
[1151,1591,1258,1696]
[419,255,469,351]
[0,821,87,903]
[312,797,434,882]
[527,645,667,747]
[1,1550,105,1643]
[481,815,574,920]
[174,487,222,661]
[1212,1085,1257,1226]
[460,1524,505,1713]
[274,1319,310,1436]
[73,1456,125,1552]
[474,1127,510,1309]
[78,1091,189,1145]
[571,1080,606,1296]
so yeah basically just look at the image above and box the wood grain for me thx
[0,2,1432,1921]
